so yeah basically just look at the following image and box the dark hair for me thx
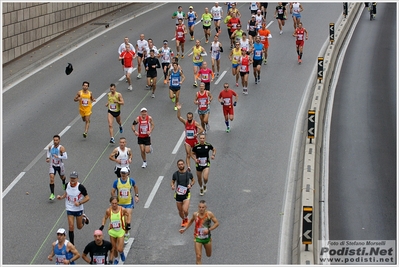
[53,134,61,140]
[109,196,118,203]
[177,159,185,164]
[110,83,116,87]
[82,81,90,86]
[187,112,193,116]
[199,200,206,204]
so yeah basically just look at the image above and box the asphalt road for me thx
[2,3,343,264]
[329,3,396,243]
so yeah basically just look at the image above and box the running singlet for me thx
[276,5,286,19]
[240,39,250,51]
[115,147,130,168]
[107,92,120,112]
[138,115,150,138]
[136,39,148,54]
[239,55,250,73]
[187,11,196,25]
[211,41,221,59]
[54,240,74,265]
[120,50,135,67]
[296,28,305,41]
[169,70,181,88]
[65,182,85,212]
[258,28,270,45]
[192,46,203,63]
[228,17,240,32]
[231,48,241,64]
[248,19,257,34]
[292,2,301,15]
[116,178,133,205]
[202,13,213,27]
[49,145,64,166]
[176,25,185,40]
[219,89,237,107]
[198,68,213,83]
[194,211,212,239]
[250,2,258,11]
[108,207,125,238]
[234,29,244,43]
[159,47,173,63]
[253,43,263,60]
[255,15,263,29]
[173,11,185,24]
[79,90,92,113]
[211,6,223,19]
[185,121,197,140]
[197,91,210,111]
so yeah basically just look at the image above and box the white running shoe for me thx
[151,93,155,98]
[128,85,133,91]
[150,145,153,153]
[137,73,142,79]
[141,162,147,168]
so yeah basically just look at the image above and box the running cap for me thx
[257,9,261,13]
[242,47,247,51]
[120,167,129,173]
[94,230,103,236]
[70,171,78,178]
[57,228,66,234]
[189,6,193,9]
[163,40,168,44]
[251,15,255,17]
[140,107,147,112]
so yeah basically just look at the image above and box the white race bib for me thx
[176,185,187,195]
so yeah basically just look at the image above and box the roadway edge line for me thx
[144,176,164,209]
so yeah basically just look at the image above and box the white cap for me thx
[140,107,147,112]
[120,167,129,173]
[57,228,66,234]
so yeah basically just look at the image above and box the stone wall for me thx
[2,2,130,64]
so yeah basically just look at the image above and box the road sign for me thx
[302,206,313,245]
[317,57,323,82]
[329,23,334,44]
[308,110,315,142]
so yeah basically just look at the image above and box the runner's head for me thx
[119,137,126,148]
[223,83,229,90]
[109,83,116,93]
[186,112,194,123]
[198,133,206,144]
[94,230,103,245]
[177,159,185,171]
[69,171,79,187]
[163,40,168,47]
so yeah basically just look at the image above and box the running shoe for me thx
[263,59,267,65]
[150,145,153,154]
[187,166,191,172]
[82,213,90,225]
[83,132,87,138]
[137,73,142,79]
[191,37,194,41]
[128,85,133,91]
[258,76,261,83]
[181,219,186,227]
[255,77,258,84]
[124,233,130,244]
[181,218,189,227]
[206,123,210,131]
[181,54,184,59]
[205,39,209,44]
[176,54,179,58]
[62,183,66,190]
[142,162,147,168]
[114,259,119,265]
[226,126,230,133]
[174,106,178,111]
[151,93,155,98]
[200,188,204,196]
[120,252,126,262]
[203,185,207,193]
[298,59,302,64]
[171,94,176,103]
[216,72,219,77]
[145,85,150,89]
[280,30,283,35]
[110,137,115,144]
[49,193,55,201]
[193,81,198,87]
[235,83,239,87]
[119,126,123,133]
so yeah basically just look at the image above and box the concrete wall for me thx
[2,2,130,64]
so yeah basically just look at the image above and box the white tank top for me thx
[65,182,84,211]
[115,147,130,168]
[136,39,148,53]
[292,2,301,14]
[240,39,250,51]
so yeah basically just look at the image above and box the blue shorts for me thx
[232,63,239,69]
[213,18,221,21]
[119,203,134,209]
[67,210,83,217]
[188,21,195,27]
[292,13,301,19]
[198,108,210,115]
[193,62,203,68]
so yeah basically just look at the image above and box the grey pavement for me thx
[2,2,161,90]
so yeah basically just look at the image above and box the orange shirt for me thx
[258,28,271,46]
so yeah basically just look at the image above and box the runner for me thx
[73,81,96,138]
[247,15,258,43]
[293,22,308,64]
[228,2,241,18]
[109,137,132,177]
[131,107,155,167]
[168,62,186,110]
[82,230,113,265]
[111,167,139,244]
[176,103,204,172]
[191,135,216,195]
[260,2,269,20]
[240,32,251,53]
[223,13,232,44]
[187,6,198,41]
[194,82,213,132]
[117,37,134,76]
[188,40,207,87]
[179,200,220,264]
[257,23,272,65]
[249,2,258,15]
[171,159,195,227]
[135,33,149,79]
[46,134,67,201]
[274,2,287,34]
[196,61,214,91]
[201,7,213,43]
[227,12,241,49]
[231,24,244,44]
[144,49,161,98]
[175,18,187,58]
[210,34,223,76]
[252,35,264,84]
[172,5,186,25]
[119,44,136,91]
[290,2,303,35]
[48,228,80,265]
[158,40,174,85]
[106,84,124,144]
[238,47,252,95]
[254,9,265,32]
[211,2,224,35]
[218,83,238,132]
[228,41,241,87]
[99,196,130,264]
[56,171,90,245]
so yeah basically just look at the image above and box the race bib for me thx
[223,98,231,105]
[195,55,201,60]
[186,130,195,139]
[109,103,117,111]
[201,74,209,80]
[93,255,105,265]
[81,98,89,106]
[119,188,129,198]
[198,227,209,239]
[199,99,207,108]
[176,185,188,195]
[172,78,179,86]
[255,51,262,57]
[55,255,66,264]
[240,65,248,72]
[140,125,148,134]
[198,157,207,166]
[111,220,121,230]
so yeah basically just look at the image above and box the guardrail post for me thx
[317,57,323,83]
[302,206,313,251]
[329,23,334,44]
[308,110,315,143]
[343,2,348,18]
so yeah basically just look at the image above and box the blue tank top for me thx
[187,11,196,24]
[54,240,75,265]
[169,70,181,88]
[253,43,263,60]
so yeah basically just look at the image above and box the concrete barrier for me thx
[295,3,363,264]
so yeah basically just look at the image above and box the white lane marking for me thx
[214,70,227,85]
[267,20,274,28]
[172,131,186,154]
[2,4,166,93]
[144,176,165,209]
[43,126,71,150]
[2,172,25,198]
[171,20,202,41]
[118,238,135,265]
[95,93,107,104]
